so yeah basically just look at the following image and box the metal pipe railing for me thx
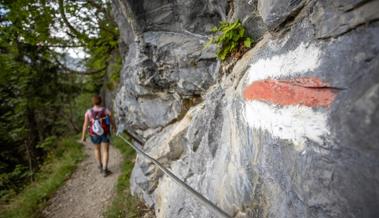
[116,131,232,218]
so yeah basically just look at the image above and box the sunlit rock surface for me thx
[112,0,379,217]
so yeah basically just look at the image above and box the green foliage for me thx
[0,2,123,216]
[207,20,253,61]
[1,0,55,46]
[85,25,120,93]
[70,93,94,130]
[106,54,122,91]
[36,136,57,151]
[0,137,84,218]
[0,28,70,198]
[59,0,122,93]
[0,0,121,201]
[103,136,150,218]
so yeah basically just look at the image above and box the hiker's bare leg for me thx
[101,142,109,170]
[94,144,102,167]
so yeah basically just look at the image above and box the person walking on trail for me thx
[80,95,117,177]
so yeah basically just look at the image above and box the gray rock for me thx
[142,31,219,96]
[112,0,379,217]
[310,0,379,38]
[257,0,305,30]
[111,0,222,137]
[229,0,268,41]
[114,0,227,34]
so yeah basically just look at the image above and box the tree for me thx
[0,0,120,200]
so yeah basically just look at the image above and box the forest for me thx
[0,0,119,206]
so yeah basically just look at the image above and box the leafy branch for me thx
[207,20,253,61]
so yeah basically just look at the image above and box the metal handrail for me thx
[116,131,232,218]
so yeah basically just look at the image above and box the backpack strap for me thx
[90,109,95,120]
[98,108,106,120]
[90,109,100,120]
[100,108,106,116]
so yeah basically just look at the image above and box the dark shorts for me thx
[90,134,110,145]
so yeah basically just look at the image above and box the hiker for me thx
[80,95,116,177]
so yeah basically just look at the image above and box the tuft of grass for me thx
[104,135,151,218]
[0,137,84,218]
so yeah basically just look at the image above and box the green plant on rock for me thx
[207,20,253,61]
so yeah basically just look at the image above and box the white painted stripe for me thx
[246,43,322,83]
[244,101,329,149]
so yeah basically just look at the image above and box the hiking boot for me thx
[102,169,112,177]
[98,165,104,174]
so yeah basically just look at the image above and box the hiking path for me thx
[42,141,122,218]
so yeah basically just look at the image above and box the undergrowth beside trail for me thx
[104,135,151,218]
[0,137,84,218]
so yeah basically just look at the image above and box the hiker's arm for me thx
[81,113,89,141]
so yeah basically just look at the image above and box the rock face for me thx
[112,0,222,138]
[111,0,379,217]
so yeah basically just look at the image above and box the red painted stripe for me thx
[243,77,337,107]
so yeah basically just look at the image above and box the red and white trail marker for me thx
[243,43,337,150]
[243,77,336,108]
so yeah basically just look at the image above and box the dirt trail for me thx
[42,141,122,218]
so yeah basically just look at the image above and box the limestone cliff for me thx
[111,0,379,217]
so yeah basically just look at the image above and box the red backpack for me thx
[89,108,110,136]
